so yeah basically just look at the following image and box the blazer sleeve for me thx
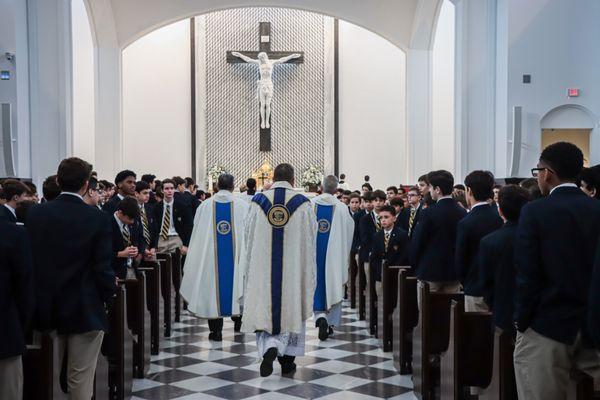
[409,209,430,269]
[589,237,600,349]
[514,205,542,332]
[454,220,469,283]
[359,216,371,247]
[93,213,117,302]
[479,236,496,309]
[11,228,35,331]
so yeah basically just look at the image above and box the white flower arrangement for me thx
[207,165,227,181]
[300,165,324,187]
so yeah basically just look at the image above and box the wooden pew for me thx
[366,261,377,335]
[107,284,134,400]
[156,253,173,337]
[123,271,151,378]
[479,328,517,400]
[567,369,594,400]
[172,248,183,323]
[377,263,403,351]
[349,251,358,309]
[440,300,494,400]
[138,260,162,355]
[23,332,64,400]
[358,258,367,320]
[393,269,419,374]
[412,282,463,400]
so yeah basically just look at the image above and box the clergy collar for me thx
[271,181,294,190]
[214,190,233,200]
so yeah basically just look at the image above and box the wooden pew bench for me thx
[393,269,419,374]
[23,332,64,400]
[567,369,594,400]
[479,328,517,400]
[349,250,358,309]
[138,260,162,355]
[123,271,151,378]
[156,253,173,337]
[412,282,464,400]
[377,263,404,351]
[358,259,367,320]
[440,299,494,400]
[171,248,183,323]
[366,261,377,335]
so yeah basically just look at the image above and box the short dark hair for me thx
[141,174,156,184]
[519,178,543,200]
[362,192,374,202]
[185,177,195,187]
[427,170,454,195]
[57,157,92,192]
[246,178,257,189]
[386,186,398,194]
[453,184,466,191]
[579,166,600,199]
[135,180,150,193]
[361,183,373,191]
[343,190,352,196]
[1,179,29,201]
[418,174,429,184]
[464,170,495,201]
[423,192,436,206]
[273,163,295,183]
[372,190,387,201]
[389,198,404,208]
[162,178,175,188]
[117,197,140,219]
[42,175,61,201]
[349,193,361,201]
[24,181,37,195]
[408,186,420,195]
[88,177,98,191]
[379,204,397,216]
[115,170,136,185]
[172,176,185,186]
[540,141,584,181]
[498,185,530,222]
[16,200,37,224]
[218,174,235,191]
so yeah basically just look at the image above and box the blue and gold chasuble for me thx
[214,201,236,316]
[314,204,334,312]
[252,188,310,335]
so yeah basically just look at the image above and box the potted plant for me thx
[301,166,323,192]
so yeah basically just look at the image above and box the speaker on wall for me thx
[1,103,16,177]
[509,106,522,177]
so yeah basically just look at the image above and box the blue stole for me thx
[314,204,334,312]
[214,201,235,316]
[252,187,310,334]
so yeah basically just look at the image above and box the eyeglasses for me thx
[531,167,555,177]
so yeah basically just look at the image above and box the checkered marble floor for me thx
[132,301,417,399]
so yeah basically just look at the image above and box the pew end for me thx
[393,268,419,374]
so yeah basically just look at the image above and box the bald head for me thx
[322,175,338,195]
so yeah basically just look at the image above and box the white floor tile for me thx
[305,360,363,373]
[171,376,234,391]
[243,375,304,391]
[178,361,237,375]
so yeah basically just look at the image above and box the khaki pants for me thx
[514,328,600,400]
[158,235,183,253]
[417,280,461,310]
[58,330,104,400]
[465,295,489,312]
[0,355,22,400]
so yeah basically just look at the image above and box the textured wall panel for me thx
[202,8,326,184]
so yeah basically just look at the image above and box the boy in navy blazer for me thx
[479,184,530,334]
[455,170,503,312]
[513,142,600,400]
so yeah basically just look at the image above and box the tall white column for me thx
[27,0,72,183]
[406,49,433,182]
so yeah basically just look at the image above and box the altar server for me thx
[240,163,317,377]
[180,174,248,341]
[310,175,354,340]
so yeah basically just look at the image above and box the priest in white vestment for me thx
[239,163,317,377]
[310,175,355,341]
[180,174,248,341]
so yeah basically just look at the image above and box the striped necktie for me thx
[374,213,382,231]
[408,208,417,235]
[161,204,171,240]
[122,226,131,246]
[384,231,391,251]
[140,206,151,246]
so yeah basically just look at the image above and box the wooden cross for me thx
[226,22,304,152]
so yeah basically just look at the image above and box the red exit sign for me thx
[567,88,580,97]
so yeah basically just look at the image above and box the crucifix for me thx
[227,22,304,152]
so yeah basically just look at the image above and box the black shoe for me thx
[278,355,297,375]
[316,317,329,341]
[328,326,334,335]
[233,317,242,332]
[208,331,222,342]
[260,348,278,377]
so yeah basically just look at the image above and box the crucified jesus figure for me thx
[231,51,301,129]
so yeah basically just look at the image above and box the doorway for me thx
[541,128,591,167]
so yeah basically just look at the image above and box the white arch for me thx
[541,104,598,130]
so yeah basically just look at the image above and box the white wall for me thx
[431,0,455,172]
[71,0,95,165]
[338,20,407,191]
[122,19,191,179]
[505,0,600,174]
